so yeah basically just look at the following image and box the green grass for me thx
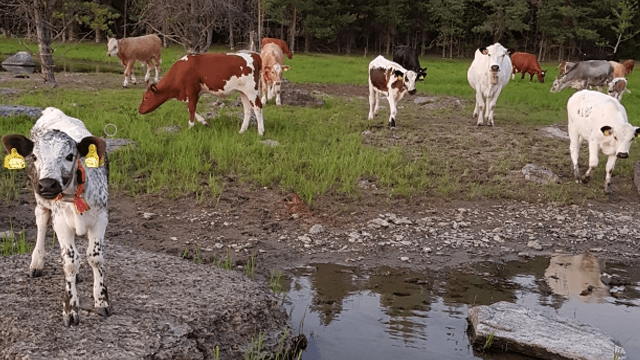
[2,38,640,205]
[483,330,496,350]
[1,226,32,256]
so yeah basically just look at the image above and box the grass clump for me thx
[1,227,32,256]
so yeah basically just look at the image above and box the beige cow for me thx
[260,43,290,106]
[107,34,162,88]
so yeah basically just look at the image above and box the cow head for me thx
[106,37,119,57]
[394,70,417,95]
[479,43,510,84]
[600,124,640,159]
[139,84,169,115]
[2,132,105,199]
[416,67,427,82]
[537,70,547,83]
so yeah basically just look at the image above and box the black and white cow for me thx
[392,45,427,81]
[368,55,418,128]
[550,60,613,93]
[2,107,111,326]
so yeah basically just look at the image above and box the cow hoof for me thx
[580,176,590,184]
[389,119,396,128]
[30,268,43,278]
[63,311,80,327]
[122,85,128,89]
[96,306,112,317]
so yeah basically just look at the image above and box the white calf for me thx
[2,107,111,326]
[568,90,640,193]
[607,77,631,101]
[368,55,418,128]
[467,43,512,126]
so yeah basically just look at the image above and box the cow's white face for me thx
[482,44,510,73]
[601,123,640,159]
[404,70,418,95]
[32,130,79,199]
[106,38,119,57]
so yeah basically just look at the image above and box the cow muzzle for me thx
[408,89,417,95]
[617,152,629,159]
[38,178,63,199]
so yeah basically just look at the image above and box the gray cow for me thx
[2,107,111,326]
[550,60,613,93]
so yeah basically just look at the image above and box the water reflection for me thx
[0,54,125,74]
[285,256,640,360]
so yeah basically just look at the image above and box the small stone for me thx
[309,224,324,234]
[298,235,311,243]
[143,212,157,220]
[400,256,410,262]
[367,218,389,229]
[170,237,178,241]
[527,240,543,250]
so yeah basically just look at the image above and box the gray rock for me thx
[0,105,42,119]
[540,125,569,140]
[309,224,324,234]
[414,97,436,105]
[367,218,389,229]
[0,244,301,360]
[522,163,561,184]
[527,240,543,250]
[2,52,35,67]
[467,301,626,360]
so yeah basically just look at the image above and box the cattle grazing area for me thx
[2,39,640,207]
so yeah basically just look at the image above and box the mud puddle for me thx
[0,54,125,74]
[284,255,640,359]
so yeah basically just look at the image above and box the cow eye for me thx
[65,154,74,161]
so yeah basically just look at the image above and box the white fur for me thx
[467,43,512,126]
[368,55,418,127]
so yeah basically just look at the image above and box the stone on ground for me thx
[0,244,299,360]
[467,301,626,360]
[522,163,561,184]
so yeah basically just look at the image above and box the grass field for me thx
[1,39,639,205]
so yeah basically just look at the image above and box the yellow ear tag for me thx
[604,129,612,136]
[84,144,100,168]
[4,148,25,170]
[283,67,289,72]
[397,75,403,80]
[419,75,424,80]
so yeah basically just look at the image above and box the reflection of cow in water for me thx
[107,34,162,88]
[544,254,608,303]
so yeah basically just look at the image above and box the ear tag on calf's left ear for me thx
[397,75,403,80]
[4,148,25,170]
[84,144,100,168]
[419,75,424,80]
[604,129,613,136]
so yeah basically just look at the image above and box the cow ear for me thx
[282,65,290,71]
[542,70,547,75]
[635,127,640,138]
[77,136,106,164]
[601,126,613,136]
[479,47,488,55]
[149,83,158,93]
[394,70,403,79]
[2,134,33,156]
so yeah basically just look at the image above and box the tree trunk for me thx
[229,17,235,50]
[257,0,262,49]
[34,0,56,87]
[124,0,127,38]
[95,28,101,43]
[289,7,297,53]
[304,31,310,53]
[421,29,426,56]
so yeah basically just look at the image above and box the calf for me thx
[261,43,290,106]
[392,45,427,81]
[368,55,418,128]
[2,107,110,326]
[550,60,613,93]
[510,52,546,83]
[139,52,265,135]
[107,34,162,88]
[568,90,640,193]
[261,38,292,59]
[607,77,631,101]
[467,43,512,126]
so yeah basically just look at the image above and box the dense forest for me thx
[2,0,640,61]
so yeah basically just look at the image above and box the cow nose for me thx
[491,65,499,71]
[617,152,629,159]
[409,89,417,95]
[38,178,62,199]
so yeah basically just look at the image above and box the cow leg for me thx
[570,137,582,182]
[55,222,80,326]
[253,95,265,136]
[474,91,485,125]
[521,72,526,80]
[153,57,161,83]
[387,94,397,128]
[123,61,135,88]
[529,73,533,82]
[486,86,505,126]
[239,93,255,134]
[187,98,209,128]
[86,213,111,317]
[604,155,617,193]
[581,140,600,183]
[275,82,282,106]
[261,76,268,106]
[30,204,50,277]
[144,60,153,84]
[368,84,379,120]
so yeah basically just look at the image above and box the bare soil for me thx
[1,72,639,278]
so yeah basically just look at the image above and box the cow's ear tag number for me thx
[4,148,25,170]
[85,144,100,168]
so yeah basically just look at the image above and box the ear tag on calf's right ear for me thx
[604,129,612,136]
[85,144,100,168]
[4,148,25,170]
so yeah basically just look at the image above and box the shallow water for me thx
[0,54,124,74]
[285,255,640,359]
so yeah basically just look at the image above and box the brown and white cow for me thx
[261,43,290,106]
[107,34,162,88]
[368,55,418,128]
[510,52,546,83]
[261,38,293,59]
[139,52,265,135]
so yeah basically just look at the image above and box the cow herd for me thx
[1,37,639,326]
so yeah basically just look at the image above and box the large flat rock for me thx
[467,301,626,360]
[0,244,298,360]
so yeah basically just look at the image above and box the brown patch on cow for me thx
[615,80,626,93]
[254,96,262,108]
[370,68,390,92]
[391,77,403,91]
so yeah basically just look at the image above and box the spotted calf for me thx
[368,55,418,128]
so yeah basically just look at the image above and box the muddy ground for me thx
[1,72,639,279]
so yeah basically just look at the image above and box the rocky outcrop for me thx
[467,301,626,360]
[0,105,43,119]
[0,244,301,360]
[1,51,36,74]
